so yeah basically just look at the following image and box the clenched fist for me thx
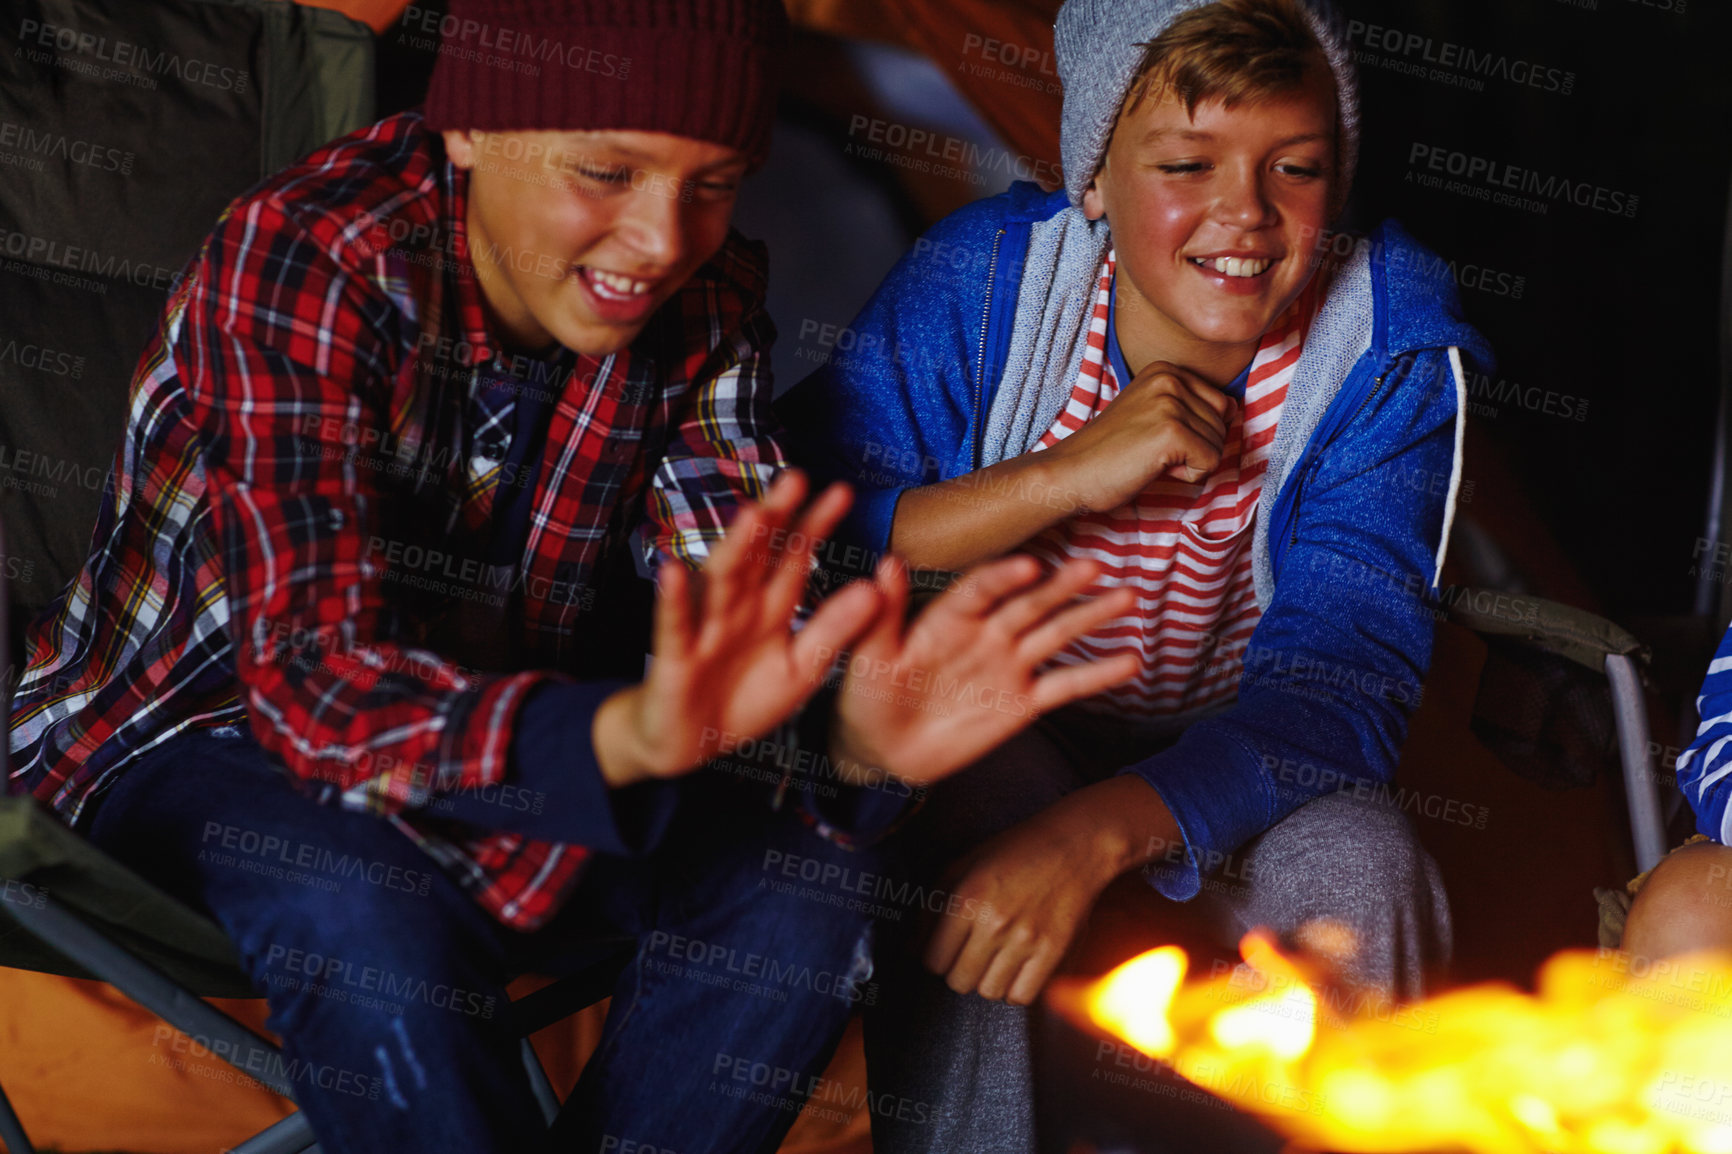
[1042,361,1236,513]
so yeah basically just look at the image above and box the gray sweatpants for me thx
[862,713,1452,1154]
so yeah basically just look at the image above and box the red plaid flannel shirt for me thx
[7,112,789,929]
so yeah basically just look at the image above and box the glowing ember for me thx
[1082,938,1732,1154]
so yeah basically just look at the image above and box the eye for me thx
[573,164,631,186]
[1276,162,1326,179]
[1156,162,1209,174]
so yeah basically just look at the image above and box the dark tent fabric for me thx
[0,0,373,638]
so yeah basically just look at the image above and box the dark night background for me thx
[1335,0,1731,626]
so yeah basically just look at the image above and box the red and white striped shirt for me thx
[1022,251,1322,717]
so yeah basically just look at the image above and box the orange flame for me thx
[1083,939,1732,1154]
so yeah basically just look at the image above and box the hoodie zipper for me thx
[972,227,1006,471]
[1288,360,1394,552]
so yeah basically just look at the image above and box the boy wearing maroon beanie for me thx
[6,1,1139,1150]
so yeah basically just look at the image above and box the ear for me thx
[1080,176,1107,222]
[442,129,479,170]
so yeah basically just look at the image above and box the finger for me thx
[922,902,975,977]
[855,554,910,655]
[928,553,1045,624]
[832,561,911,733]
[1016,585,1137,664]
[1146,360,1236,424]
[651,559,694,660]
[762,482,854,620]
[1162,386,1230,444]
[988,557,1105,640]
[1159,428,1223,483]
[1165,452,1222,486]
[1028,653,1142,714]
[838,556,908,674]
[976,935,1035,1002]
[942,918,1008,997]
[1163,406,1228,453]
[790,479,854,546]
[715,470,805,569]
[1006,942,1064,1006]
[1129,359,1183,390]
[696,501,762,636]
[790,579,881,684]
[703,471,808,615]
[1179,373,1237,423]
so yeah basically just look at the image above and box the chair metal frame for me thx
[1439,585,1671,875]
[1607,652,1668,875]
[0,876,601,1153]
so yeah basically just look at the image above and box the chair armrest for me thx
[1437,585,1649,673]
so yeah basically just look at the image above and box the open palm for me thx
[625,470,881,780]
[830,554,1139,788]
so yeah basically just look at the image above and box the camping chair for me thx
[1435,585,1668,873]
[0,0,381,636]
[0,509,634,1154]
[0,501,652,1154]
[0,597,631,1154]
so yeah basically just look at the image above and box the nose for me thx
[1215,162,1276,230]
[613,177,685,271]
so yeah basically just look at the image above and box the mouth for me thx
[573,264,663,326]
[1186,255,1276,279]
[579,266,657,301]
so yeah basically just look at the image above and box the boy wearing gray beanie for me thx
[780,0,1494,1149]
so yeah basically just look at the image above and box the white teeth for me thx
[1193,256,1272,278]
[586,268,651,299]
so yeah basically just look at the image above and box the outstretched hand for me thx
[827,554,1139,789]
[593,470,882,787]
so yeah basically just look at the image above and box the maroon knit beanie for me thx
[421,0,789,168]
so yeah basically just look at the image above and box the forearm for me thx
[888,450,1083,571]
[215,480,547,804]
[966,774,1182,892]
[1060,775,1184,884]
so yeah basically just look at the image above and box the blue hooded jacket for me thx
[778,182,1494,899]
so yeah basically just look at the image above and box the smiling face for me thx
[1080,67,1337,383]
[443,128,749,358]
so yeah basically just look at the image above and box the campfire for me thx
[1047,934,1732,1154]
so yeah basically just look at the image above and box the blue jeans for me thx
[85,727,877,1154]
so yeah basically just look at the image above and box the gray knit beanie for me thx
[1054,0,1359,216]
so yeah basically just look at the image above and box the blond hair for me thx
[1126,0,1335,121]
